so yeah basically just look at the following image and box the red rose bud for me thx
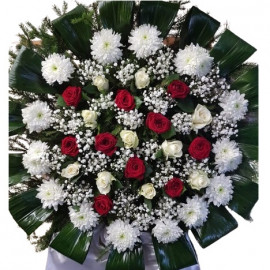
[61,136,79,157]
[94,195,113,216]
[146,112,171,134]
[167,80,190,99]
[165,177,184,198]
[95,132,117,157]
[115,89,135,111]
[125,156,145,180]
[188,137,211,160]
[62,86,82,107]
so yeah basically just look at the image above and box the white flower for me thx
[152,218,183,244]
[36,178,65,211]
[161,140,183,160]
[106,220,141,253]
[178,195,209,228]
[61,162,81,179]
[96,171,116,195]
[22,101,52,133]
[191,104,212,132]
[212,138,242,173]
[219,90,248,122]
[120,130,139,149]
[22,141,51,175]
[135,68,150,89]
[90,29,123,65]
[206,174,233,207]
[93,76,109,91]
[139,183,156,199]
[41,53,74,85]
[128,24,163,59]
[187,170,210,190]
[175,44,213,78]
[69,203,99,232]
[81,110,98,129]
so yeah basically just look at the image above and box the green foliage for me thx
[83,84,100,97]
[134,96,143,109]
[144,198,152,211]
[176,96,195,113]
[161,74,180,87]
[9,154,29,186]
[161,126,176,140]
[56,95,67,107]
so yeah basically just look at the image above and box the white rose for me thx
[61,162,81,179]
[96,171,116,195]
[140,183,156,200]
[81,110,98,128]
[187,170,210,190]
[120,130,139,149]
[93,76,109,91]
[161,140,183,160]
[135,68,150,89]
[192,104,212,132]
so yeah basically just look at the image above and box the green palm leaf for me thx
[9,154,29,186]
[9,101,25,136]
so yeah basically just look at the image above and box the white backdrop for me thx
[1,0,269,269]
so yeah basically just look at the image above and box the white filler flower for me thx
[175,44,213,78]
[22,101,52,133]
[219,90,248,122]
[36,178,65,211]
[178,195,209,228]
[106,220,140,253]
[69,203,99,232]
[41,53,74,85]
[128,24,163,59]
[23,141,51,175]
[206,174,233,207]
[212,138,242,173]
[90,29,123,65]
[152,218,183,244]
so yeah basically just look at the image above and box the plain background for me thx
[1,0,269,269]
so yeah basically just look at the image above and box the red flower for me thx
[167,80,190,99]
[125,156,145,180]
[93,195,113,216]
[61,136,79,157]
[62,86,81,107]
[188,137,211,160]
[146,112,171,134]
[165,177,184,198]
[115,89,135,111]
[95,133,117,156]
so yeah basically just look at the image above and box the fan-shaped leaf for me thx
[239,143,258,160]
[9,154,29,186]
[9,101,25,136]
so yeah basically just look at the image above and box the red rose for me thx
[165,177,184,198]
[62,86,81,107]
[115,89,135,111]
[95,132,117,156]
[125,156,145,180]
[61,136,79,157]
[146,112,171,134]
[167,80,190,99]
[93,195,113,215]
[188,137,211,160]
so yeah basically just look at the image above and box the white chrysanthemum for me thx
[219,90,248,121]
[22,101,52,133]
[41,53,74,85]
[212,138,242,173]
[69,203,99,232]
[206,174,233,207]
[22,141,51,175]
[128,24,163,59]
[175,43,213,78]
[90,29,123,65]
[36,179,65,211]
[178,195,209,228]
[152,218,183,244]
[106,220,140,253]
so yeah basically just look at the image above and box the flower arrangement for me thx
[9,1,258,269]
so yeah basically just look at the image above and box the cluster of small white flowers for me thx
[189,66,230,103]
[137,140,160,161]
[115,109,144,130]
[143,87,174,115]
[171,113,192,134]
[154,197,181,221]
[211,114,238,138]
[146,47,175,80]
[111,148,134,172]
[88,92,114,111]
[49,145,66,174]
